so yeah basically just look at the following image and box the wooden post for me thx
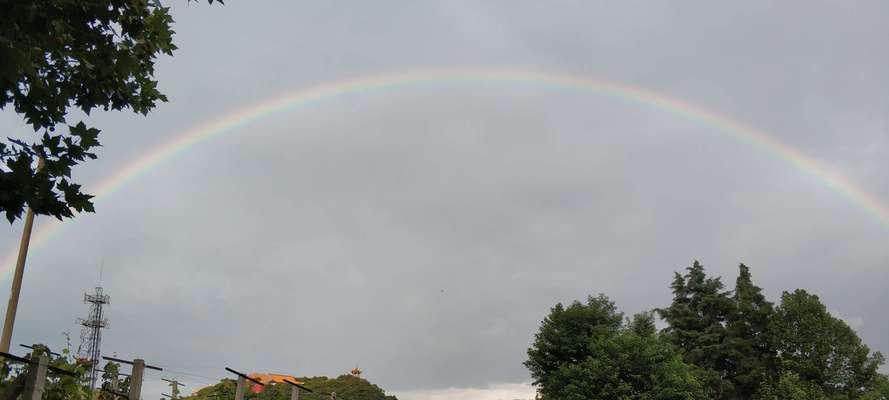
[129,359,145,400]
[22,355,48,400]
[234,376,246,400]
[290,386,299,400]
[0,158,45,353]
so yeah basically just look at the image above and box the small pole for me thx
[290,386,299,400]
[234,376,245,400]
[129,359,145,400]
[162,378,184,400]
[102,356,159,400]
[0,159,44,353]
[110,372,119,392]
[22,355,48,400]
[225,367,262,400]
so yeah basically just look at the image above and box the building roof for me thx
[247,373,304,385]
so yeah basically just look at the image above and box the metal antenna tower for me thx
[78,286,110,391]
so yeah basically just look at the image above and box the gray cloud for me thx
[2,1,887,398]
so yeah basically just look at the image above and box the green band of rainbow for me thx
[3,68,887,280]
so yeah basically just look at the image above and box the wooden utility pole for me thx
[103,356,162,400]
[162,378,184,400]
[129,359,145,400]
[283,378,313,400]
[1,158,45,353]
[234,376,245,400]
[225,367,264,400]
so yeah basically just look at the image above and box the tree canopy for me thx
[0,343,93,400]
[528,261,888,400]
[526,295,706,399]
[185,374,397,400]
[769,289,885,399]
[0,0,219,223]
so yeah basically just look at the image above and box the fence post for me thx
[128,359,145,400]
[234,376,246,400]
[22,355,48,400]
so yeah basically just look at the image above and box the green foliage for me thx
[657,261,736,397]
[525,294,623,388]
[188,377,236,400]
[99,361,130,400]
[657,262,887,400]
[725,264,775,398]
[527,261,888,400]
[861,374,889,400]
[0,343,91,400]
[0,0,220,222]
[757,371,826,400]
[185,374,397,400]
[768,289,885,399]
[526,295,706,399]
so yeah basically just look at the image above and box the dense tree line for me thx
[185,374,397,400]
[0,344,398,400]
[526,261,889,400]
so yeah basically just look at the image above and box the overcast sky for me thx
[1,2,888,400]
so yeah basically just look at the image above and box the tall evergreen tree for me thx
[658,261,736,398]
[725,264,775,399]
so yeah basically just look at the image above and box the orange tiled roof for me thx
[247,373,304,385]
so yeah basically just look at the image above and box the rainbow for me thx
[3,67,887,280]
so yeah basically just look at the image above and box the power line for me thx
[162,378,185,400]
[161,370,220,385]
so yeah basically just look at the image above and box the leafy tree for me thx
[768,289,885,399]
[527,261,888,400]
[658,263,887,400]
[861,374,889,400]
[657,261,735,397]
[291,375,397,400]
[757,371,826,400]
[0,343,91,400]
[525,294,623,390]
[189,378,236,400]
[99,361,129,400]
[186,374,397,400]
[0,0,220,223]
[526,295,706,399]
